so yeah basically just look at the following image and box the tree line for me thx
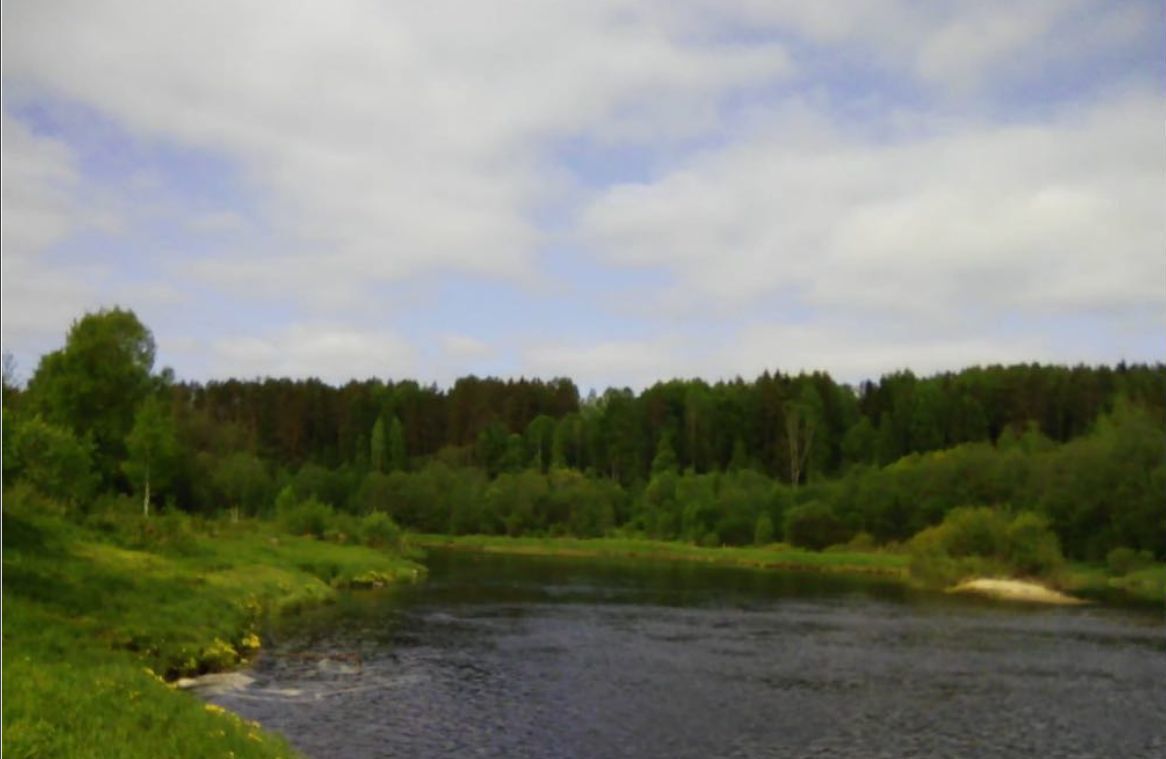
[3,308,1163,561]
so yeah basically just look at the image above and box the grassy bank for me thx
[412,533,911,576]
[1060,564,1166,605]
[414,533,1165,606]
[2,502,424,759]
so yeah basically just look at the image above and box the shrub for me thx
[1005,512,1063,576]
[1106,547,1154,576]
[941,507,1009,558]
[824,533,879,554]
[323,513,360,545]
[907,506,1065,585]
[359,512,401,549]
[278,497,334,538]
[753,514,775,545]
[784,501,849,551]
[135,510,202,556]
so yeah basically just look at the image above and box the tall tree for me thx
[25,308,157,486]
[387,416,408,472]
[123,397,178,516]
[784,385,822,490]
[370,415,388,473]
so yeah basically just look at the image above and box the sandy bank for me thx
[948,578,1087,605]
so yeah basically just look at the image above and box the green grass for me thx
[412,533,911,575]
[2,505,425,758]
[1061,563,1166,605]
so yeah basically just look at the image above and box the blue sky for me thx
[2,1,1163,391]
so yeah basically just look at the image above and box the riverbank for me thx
[414,534,1165,606]
[2,506,424,759]
[412,534,911,576]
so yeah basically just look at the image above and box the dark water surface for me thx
[211,551,1166,758]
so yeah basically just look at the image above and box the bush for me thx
[278,497,334,538]
[359,512,401,549]
[824,531,877,553]
[1106,547,1154,576]
[753,514,775,545]
[1005,512,1063,576]
[941,507,1009,558]
[907,506,1065,585]
[134,510,202,556]
[323,513,360,545]
[784,501,849,551]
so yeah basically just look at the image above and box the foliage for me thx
[360,511,402,549]
[24,308,159,485]
[277,496,335,538]
[2,414,97,506]
[783,501,849,551]
[8,308,1166,578]
[907,506,1065,586]
[122,396,180,516]
[753,514,775,545]
[212,452,272,518]
[1105,547,1154,576]
[2,491,423,759]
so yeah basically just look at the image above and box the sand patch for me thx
[948,578,1086,605]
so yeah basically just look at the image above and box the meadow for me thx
[2,489,423,759]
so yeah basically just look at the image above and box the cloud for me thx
[726,323,1050,384]
[210,324,416,383]
[440,334,494,361]
[2,1,1159,387]
[579,91,1165,327]
[2,0,792,305]
[522,337,700,391]
[0,112,116,353]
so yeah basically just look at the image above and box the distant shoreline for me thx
[414,533,912,577]
[411,534,1164,607]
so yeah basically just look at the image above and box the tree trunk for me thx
[143,471,151,518]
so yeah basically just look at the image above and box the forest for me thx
[4,307,1164,564]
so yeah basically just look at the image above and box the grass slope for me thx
[412,533,910,575]
[2,507,423,759]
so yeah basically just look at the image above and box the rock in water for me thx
[174,671,256,694]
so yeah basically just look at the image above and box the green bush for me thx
[278,497,334,538]
[323,512,360,544]
[1106,547,1154,576]
[360,511,402,549]
[134,510,202,556]
[753,514,775,545]
[907,506,1065,585]
[941,507,1009,558]
[784,501,849,551]
[1005,512,1063,576]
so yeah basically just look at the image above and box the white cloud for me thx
[579,92,1165,326]
[523,337,700,391]
[726,323,1051,384]
[0,112,116,354]
[2,1,1159,386]
[1,0,792,304]
[210,324,416,383]
[0,111,78,254]
[440,334,494,361]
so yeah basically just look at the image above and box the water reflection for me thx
[211,550,1166,758]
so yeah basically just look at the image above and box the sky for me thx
[2,0,1163,391]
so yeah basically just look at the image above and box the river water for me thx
[210,550,1166,758]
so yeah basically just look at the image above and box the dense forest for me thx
[4,308,1164,562]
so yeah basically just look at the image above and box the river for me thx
[209,550,1166,758]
